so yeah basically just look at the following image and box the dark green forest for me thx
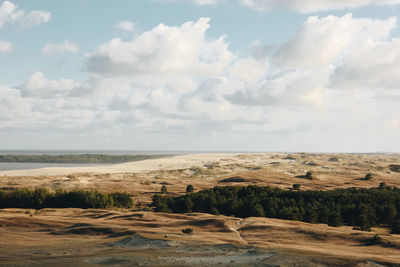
[0,154,171,164]
[0,188,133,209]
[152,185,400,233]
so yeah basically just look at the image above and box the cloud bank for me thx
[1,14,400,151]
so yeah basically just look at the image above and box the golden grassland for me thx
[1,153,400,266]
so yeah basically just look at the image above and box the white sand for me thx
[0,153,245,177]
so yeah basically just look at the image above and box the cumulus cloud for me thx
[41,41,80,55]
[0,40,12,52]
[233,14,400,108]
[18,72,81,98]
[2,14,400,151]
[115,20,136,32]
[239,0,400,13]
[330,37,400,90]
[0,0,50,29]
[273,14,397,68]
[87,17,233,77]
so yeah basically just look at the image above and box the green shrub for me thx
[367,235,384,245]
[161,185,168,193]
[0,188,133,209]
[306,171,315,180]
[364,173,373,181]
[379,182,387,189]
[292,184,301,190]
[186,184,194,193]
[391,219,400,234]
[110,193,134,208]
[182,228,193,235]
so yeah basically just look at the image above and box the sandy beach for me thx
[0,153,242,176]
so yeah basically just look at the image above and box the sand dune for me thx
[0,208,399,266]
[1,153,400,266]
[1,153,400,205]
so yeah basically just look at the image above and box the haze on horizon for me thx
[0,0,400,153]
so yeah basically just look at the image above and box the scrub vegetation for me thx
[153,185,400,233]
[0,188,133,209]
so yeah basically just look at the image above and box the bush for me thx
[161,185,168,193]
[379,182,387,189]
[182,228,193,235]
[306,171,316,180]
[391,219,400,234]
[367,235,384,245]
[292,184,301,190]
[110,193,134,208]
[186,184,194,193]
[364,173,373,181]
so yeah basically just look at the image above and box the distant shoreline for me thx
[0,150,189,156]
[0,154,174,164]
[0,162,112,172]
[0,150,398,155]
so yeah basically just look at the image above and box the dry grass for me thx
[0,208,399,265]
[1,153,400,265]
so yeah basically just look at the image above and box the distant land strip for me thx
[0,154,174,164]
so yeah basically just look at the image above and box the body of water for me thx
[0,151,182,172]
[0,162,111,172]
[0,150,251,172]
[0,150,192,155]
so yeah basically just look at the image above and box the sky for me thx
[0,0,400,152]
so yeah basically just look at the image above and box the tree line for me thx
[0,188,133,209]
[152,184,400,233]
[0,154,171,164]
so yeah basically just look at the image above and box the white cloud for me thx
[229,58,267,84]
[230,14,400,111]
[273,14,397,68]
[2,15,400,151]
[240,0,400,13]
[87,17,233,77]
[330,37,400,90]
[115,21,136,32]
[19,72,80,98]
[42,41,80,55]
[0,40,12,52]
[0,0,50,29]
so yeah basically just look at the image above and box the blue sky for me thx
[1,0,400,151]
